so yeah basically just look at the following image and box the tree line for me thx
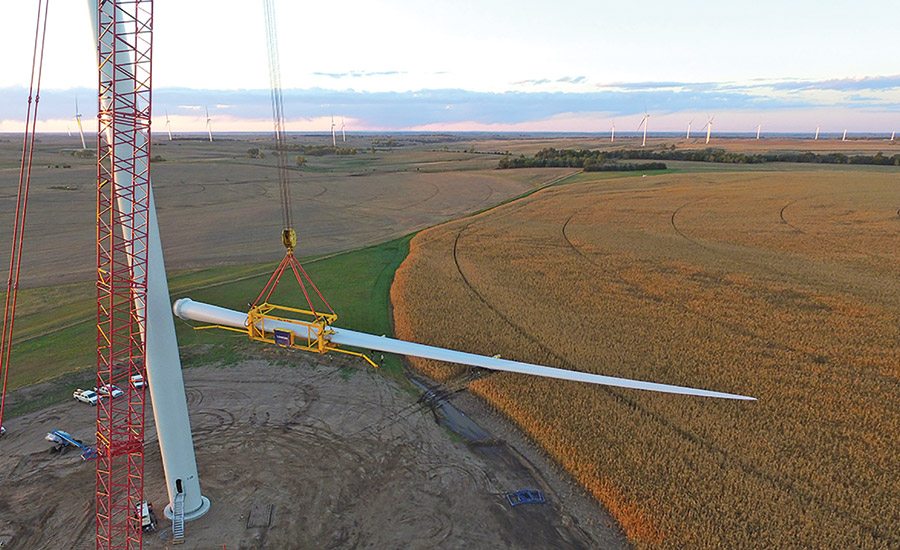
[498,147,900,169]
[278,144,357,156]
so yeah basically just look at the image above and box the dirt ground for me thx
[0,355,629,549]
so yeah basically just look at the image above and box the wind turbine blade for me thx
[173,298,757,401]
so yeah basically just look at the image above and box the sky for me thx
[0,0,898,134]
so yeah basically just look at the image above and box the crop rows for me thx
[391,170,900,549]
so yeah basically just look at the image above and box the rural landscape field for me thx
[2,0,898,548]
[0,134,616,549]
[1,132,898,548]
[392,144,900,548]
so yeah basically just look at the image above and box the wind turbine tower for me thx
[686,119,693,139]
[815,125,820,140]
[610,121,615,143]
[341,117,346,142]
[704,115,714,144]
[331,115,336,146]
[205,107,213,142]
[756,123,762,140]
[165,110,173,140]
[74,97,87,149]
[891,131,895,141]
[842,129,847,141]
[637,113,649,147]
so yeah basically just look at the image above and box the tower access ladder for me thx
[172,492,185,544]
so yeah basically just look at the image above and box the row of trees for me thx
[500,147,900,168]
[584,161,666,172]
[606,147,900,165]
[498,149,667,171]
[279,144,357,156]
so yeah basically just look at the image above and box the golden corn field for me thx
[391,170,900,549]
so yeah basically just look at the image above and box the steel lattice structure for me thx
[95,1,152,548]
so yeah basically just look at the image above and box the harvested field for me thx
[392,169,900,548]
[0,134,560,287]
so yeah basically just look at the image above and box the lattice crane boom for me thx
[89,2,210,548]
[94,1,153,547]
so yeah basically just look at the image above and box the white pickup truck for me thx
[73,388,99,405]
[95,384,124,399]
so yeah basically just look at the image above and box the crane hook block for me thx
[282,228,297,250]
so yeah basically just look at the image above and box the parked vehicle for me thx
[73,388,100,405]
[137,501,158,532]
[95,384,124,399]
[131,374,145,389]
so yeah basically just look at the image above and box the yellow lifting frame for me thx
[191,302,377,368]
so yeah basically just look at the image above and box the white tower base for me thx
[165,496,212,521]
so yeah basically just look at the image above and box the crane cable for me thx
[0,0,50,440]
[256,0,334,317]
[263,0,295,251]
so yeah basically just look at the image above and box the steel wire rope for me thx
[263,0,293,237]
[0,0,50,442]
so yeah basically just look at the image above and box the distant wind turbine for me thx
[637,113,649,147]
[756,123,762,140]
[341,117,346,142]
[205,107,213,142]
[686,119,694,139]
[704,115,715,144]
[66,125,71,137]
[331,115,336,146]
[814,125,820,140]
[842,129,847,141]
[165,110,173,140]
[610,121,615,143]
[74,97,87,150]
[890,131,895,141]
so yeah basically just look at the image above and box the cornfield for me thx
[391,170,900,549]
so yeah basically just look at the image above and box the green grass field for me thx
[1,235,411,415]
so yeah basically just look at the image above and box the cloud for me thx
[512,78,551,86]
[1,75,898,133]
[767,74,900,92]
[312,70,405,79]
[557,76,587,84]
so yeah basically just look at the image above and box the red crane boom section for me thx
[94,1,153,548]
